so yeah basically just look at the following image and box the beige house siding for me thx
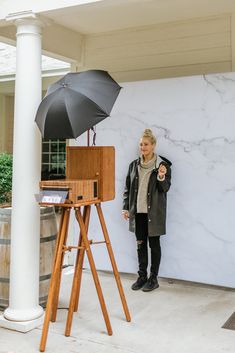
[84,15,231,82]
[0,94,6,152]
[0,95,14,153]
[5,96,14,154]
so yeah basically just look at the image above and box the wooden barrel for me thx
[0,206,57,308]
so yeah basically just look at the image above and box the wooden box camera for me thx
[66,146,115,201]
[39,146,115,204]
[39,179,98,204]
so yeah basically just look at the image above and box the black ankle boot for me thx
[142,274,159,292]
[131,276,147,290]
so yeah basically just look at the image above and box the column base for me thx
[4,305,44,321]
[0,313,44,333]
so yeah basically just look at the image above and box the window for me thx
[41,139,66,180]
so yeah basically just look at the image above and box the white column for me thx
[0,16,44,332]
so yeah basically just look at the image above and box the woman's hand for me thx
[158,164,167,180]
[122,210,129,220]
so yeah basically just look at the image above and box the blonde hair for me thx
[141,128,157,145]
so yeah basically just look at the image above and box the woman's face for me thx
[139,137,155,158]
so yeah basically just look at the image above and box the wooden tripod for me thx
[39,200,131,352]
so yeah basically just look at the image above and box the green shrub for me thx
[0,152,13,204]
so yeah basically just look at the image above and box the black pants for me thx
[135,213,161,278]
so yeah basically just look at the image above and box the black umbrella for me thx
[35,70,122,139]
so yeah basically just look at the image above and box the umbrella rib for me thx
[64,99,76,137]
[66,87,109,115]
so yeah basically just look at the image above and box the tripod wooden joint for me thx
[63,245,84,252]
[89,239,106,245]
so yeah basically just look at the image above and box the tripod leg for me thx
[74,205,91,312]
[75,207,113,336]
[51,208,71,322]
[65,206,91,337]
[39,208,70,352]
[45,207,64,322]
[95,203,131,322]
[72,234,84,313]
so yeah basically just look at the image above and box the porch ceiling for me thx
[41,0,235,34]
[1,0,235,82]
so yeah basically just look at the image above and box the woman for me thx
[122,129,171,292]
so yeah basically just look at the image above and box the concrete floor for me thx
[1,268,235,353]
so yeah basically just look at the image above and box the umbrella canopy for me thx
[35,70,122,139]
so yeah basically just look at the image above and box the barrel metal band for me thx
[0,277,9,283]
[0,298,9,305]
[40,265,68,282]
[0,234,57,245]
[40,273,52,281]
[0,238,10,245]
[0,272,55,283]
[39,295,48,303]
[0,275,52,283]
[40,234,57,243]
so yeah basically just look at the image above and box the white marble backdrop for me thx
[71,72,235,288]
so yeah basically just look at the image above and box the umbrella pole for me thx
[87,129,90,146]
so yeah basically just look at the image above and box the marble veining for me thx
[71,72,235,288]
